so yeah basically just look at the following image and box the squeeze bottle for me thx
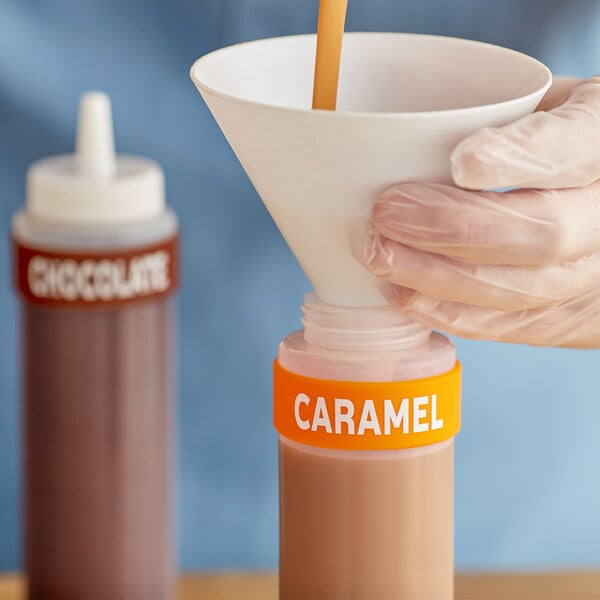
[276,295,460,599]
[13,92,178,600]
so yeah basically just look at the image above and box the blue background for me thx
[1,0,599,572]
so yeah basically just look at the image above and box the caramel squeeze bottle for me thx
[13,92,178,600]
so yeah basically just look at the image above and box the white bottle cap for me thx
[27,92,165,226]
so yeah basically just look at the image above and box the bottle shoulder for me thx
[278,329,456,382]
[12,209,178,250]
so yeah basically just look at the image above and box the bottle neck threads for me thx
[301,293,431,353]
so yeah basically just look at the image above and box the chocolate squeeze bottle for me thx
[13,92,179,600]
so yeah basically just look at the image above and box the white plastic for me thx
[75,92,117,179]
[191,33,552,308]
[12,209,178,251]
[27,92,165,226]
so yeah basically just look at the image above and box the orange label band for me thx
[274,361,461,451]
[14,234,179,309]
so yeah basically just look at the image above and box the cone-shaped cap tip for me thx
[75,91,117,179]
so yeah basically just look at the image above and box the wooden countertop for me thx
[1,571,599,599]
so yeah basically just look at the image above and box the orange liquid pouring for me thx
[312,0,349,110]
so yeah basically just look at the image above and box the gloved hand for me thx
[353,76,600,348]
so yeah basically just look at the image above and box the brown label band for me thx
[14,234,179,309]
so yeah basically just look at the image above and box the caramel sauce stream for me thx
[312,0,349,110]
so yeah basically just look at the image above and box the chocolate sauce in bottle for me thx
[13,92,179,600]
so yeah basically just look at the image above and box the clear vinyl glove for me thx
[353,76,600,348]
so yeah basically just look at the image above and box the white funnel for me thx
[191,33,551,307]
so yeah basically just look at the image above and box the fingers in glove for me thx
[535,75,580,112]
[387,285,600,349]
[354,226,600,311]
[372,182,600,266]
[451,75,600,190]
